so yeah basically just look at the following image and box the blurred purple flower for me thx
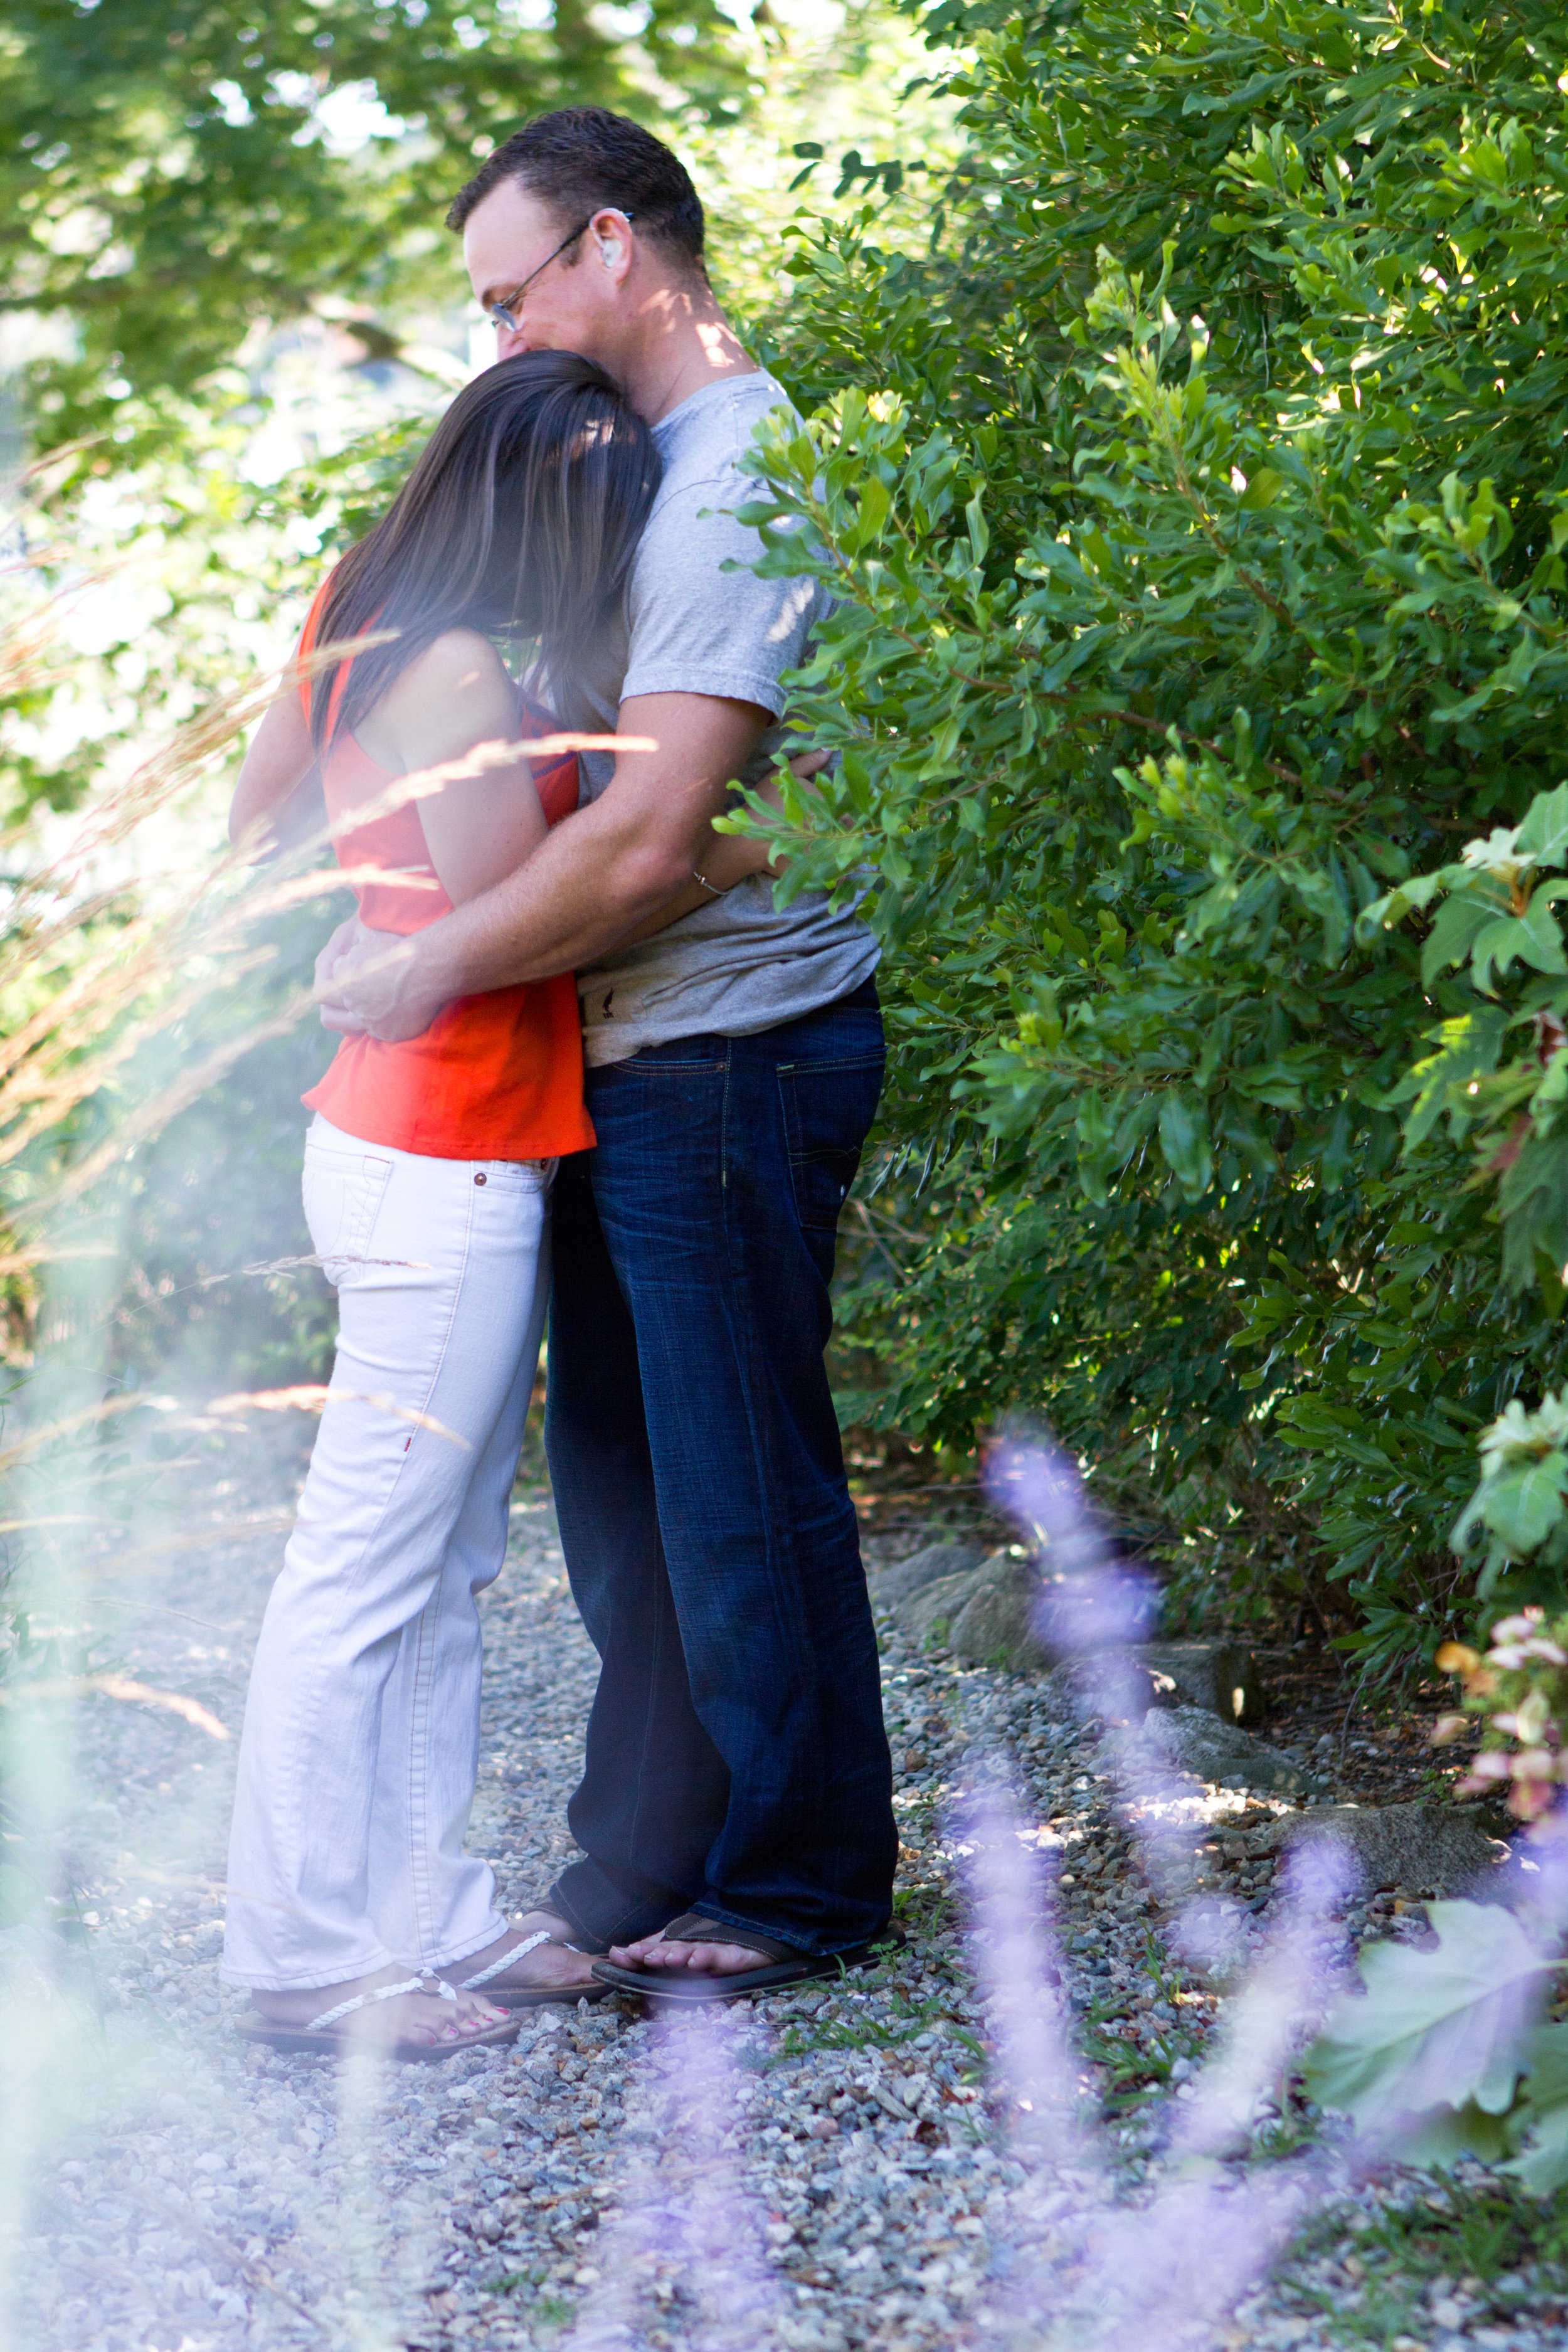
[985,1424,1159,1660]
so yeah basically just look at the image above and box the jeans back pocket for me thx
[776,1052,886,1232]
[302,1146,394,1288]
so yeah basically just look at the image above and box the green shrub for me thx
[743,0,1568,1669]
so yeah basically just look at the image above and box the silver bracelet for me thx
[691,868,724,898]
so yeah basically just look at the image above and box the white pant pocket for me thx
[302,1144,394,1289]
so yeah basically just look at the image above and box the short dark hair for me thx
[447,108,705,276]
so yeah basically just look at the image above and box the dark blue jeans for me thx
[544,978,896,1956]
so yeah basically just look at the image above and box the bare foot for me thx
[441,1912,598,1996]
[252,1964,506,2050]
[605,1932,762,1976]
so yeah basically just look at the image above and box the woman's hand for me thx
[314,913,448,1041]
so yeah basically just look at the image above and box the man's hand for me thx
[314,915,447,1042]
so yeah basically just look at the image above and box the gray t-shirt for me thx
[558,371,879,1067]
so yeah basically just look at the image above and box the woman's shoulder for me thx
[373,629,517,739]
[391,628,513,701]
[356,628,524,773]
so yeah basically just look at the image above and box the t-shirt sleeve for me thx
[618,472,819,716]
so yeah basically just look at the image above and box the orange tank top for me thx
[297,580,595,1162]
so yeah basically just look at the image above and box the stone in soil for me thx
[1244,1799,1510,1898]
[1106,1703,1325,1799]
[1041,1640,1266,1729]
[1137,1640,1267,1726]
[948,1557,1052,1673]
[866,1540,990,1612]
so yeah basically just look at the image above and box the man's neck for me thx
[620,290,759,425]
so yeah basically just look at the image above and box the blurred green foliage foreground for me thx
[745,0,1568,1674]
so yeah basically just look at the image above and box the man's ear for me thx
[590,208,633,281]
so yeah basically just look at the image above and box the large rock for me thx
[1042,1642,1266,1728]
[874,1545,1267,1708]
[1138,1641,1264,1726]
[950,1560,1051,1673]
[894,1555,1052,1673]
[897,1564,995,1647]
[1244,1801,1506,1897]
[1042,1651,1166,1725]
[1109,1705,1318,1799]
[867,1541,989,1614]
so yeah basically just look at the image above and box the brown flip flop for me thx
[237,1972,521,2061]
[590,1912,906,2005]
[444,1928,613,2010]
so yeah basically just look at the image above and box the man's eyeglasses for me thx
[486,211,635,335]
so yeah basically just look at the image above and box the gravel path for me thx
[3,1434,1562,2351]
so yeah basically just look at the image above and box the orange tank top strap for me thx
[295,572,361,746]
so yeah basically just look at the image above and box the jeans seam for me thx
[620,1044,730,1881]
[773,1052,886,1074]
[405,1584,440,1962]
[710,1041,800,1867]
[622,1541,673,1887]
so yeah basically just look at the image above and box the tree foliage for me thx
[1,0,759,453]
[739,0,1568,1665]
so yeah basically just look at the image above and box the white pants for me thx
[223,1116,553,1990]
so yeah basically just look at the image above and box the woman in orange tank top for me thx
[218,352,780,2060]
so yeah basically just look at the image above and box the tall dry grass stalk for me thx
[0,547,649,1703]
[0,563,644,1264]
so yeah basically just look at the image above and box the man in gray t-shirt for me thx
[317,108,897,2005]
[563,367,879,1063]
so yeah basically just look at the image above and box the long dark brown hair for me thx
[308,349,659,750]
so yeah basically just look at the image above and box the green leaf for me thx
[857,475,893,543]
[1421,889,1496,986]
[1504,2024,1568,2193]
[1157,1092,1213,1199]
[1397,1005,1509,1150]
[1517,787,1568,871]
[1480,1455,1568,1555]
[1470,902,1568,996]
[1237,465,1285,511]
[1302,1902,1555,2131]
[1394,2100,1515,2168]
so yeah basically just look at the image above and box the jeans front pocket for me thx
[776,1052,886,1233]
[302,1144,394,1289]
